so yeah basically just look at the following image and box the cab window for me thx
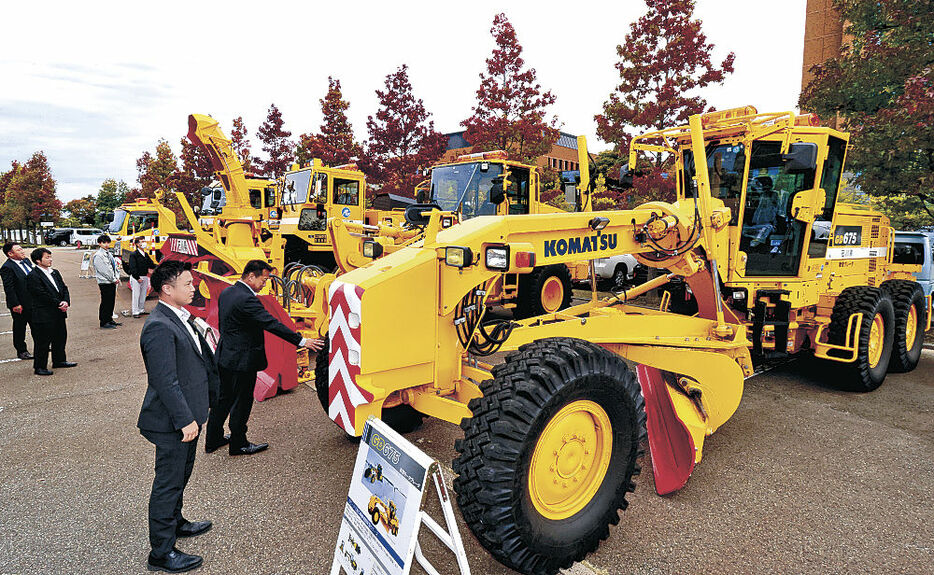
[282,170,311,204]
[820,137,846,220]
[739,141,816,276]
[249,189,261,209]
[682,143,745,225]
[264,185,276,209]
[505,167,530,214]
[310,173,327,204]
[333,179,359,206]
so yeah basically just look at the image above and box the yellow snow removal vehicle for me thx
[317,106,928,574]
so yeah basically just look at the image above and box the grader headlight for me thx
[362,240,383,259]
[484,246,510,271]
[445,246,473,268]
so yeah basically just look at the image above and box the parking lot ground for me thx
[0,248,931,574]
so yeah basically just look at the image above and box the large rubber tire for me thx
[515,265,573,320]
[452,338,645,575]
[827,286,895,392]
[314,334,424,434]
[881,279,926,373]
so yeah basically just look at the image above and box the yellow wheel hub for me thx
[540,276,565,313]
[529,400,612,520]
[867,312,885,368]
[905,305,918,350]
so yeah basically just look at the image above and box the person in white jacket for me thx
[92,235,122,329]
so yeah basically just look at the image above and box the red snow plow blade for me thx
[636,364,696,495]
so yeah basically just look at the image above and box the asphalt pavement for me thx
[0,248,931,574]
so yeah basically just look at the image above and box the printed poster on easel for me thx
[331,417,470,575]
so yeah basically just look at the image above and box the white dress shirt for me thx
[38,265,57,284]
[17,258,32,275]
[158,301,201,353]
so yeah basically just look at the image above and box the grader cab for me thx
[318,107,929,574]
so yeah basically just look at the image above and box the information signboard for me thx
[331,417,470,575]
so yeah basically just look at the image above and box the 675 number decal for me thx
[832,225,862,246]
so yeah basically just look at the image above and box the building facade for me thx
[441,131,581,172]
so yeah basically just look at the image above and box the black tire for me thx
[827,286,895,391]
[515,265,573,320]
[59,240,67,247]
[371,510,380,525]
[881,279,926,373]
[611,264,628,290]
[314,334,424,434]
[452,338,645,575]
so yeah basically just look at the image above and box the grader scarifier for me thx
[318,107,929,575]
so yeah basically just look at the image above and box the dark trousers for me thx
[98,283,116,326]
[11,308,30,353]
[141,428,198,558]
[32,317,66,370]
[206,367,257,449]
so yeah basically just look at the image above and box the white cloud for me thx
[0,0,807,202]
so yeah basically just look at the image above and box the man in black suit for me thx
[1,242,34,360]
[138,260,219,573]
[205,259,322,456]
[26,248,77,375]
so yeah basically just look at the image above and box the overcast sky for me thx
[0,0,807,203]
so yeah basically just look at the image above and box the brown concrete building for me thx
[441,131,582,172]
[801,0,846,92]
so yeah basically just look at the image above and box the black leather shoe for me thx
[176,519,212,538]
[101,323,117,329]
[230,442,268,456]
[34,368,53,376]
[53,362,77,368]
[147,547,203,572]
[108,320,123,326]
[204,435,230,454]
[18,351,33,360]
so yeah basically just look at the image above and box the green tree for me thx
[136,139,179,197]
[64,196,97,225]
[800,0,934,228]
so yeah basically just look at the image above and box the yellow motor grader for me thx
[316,107,928,574]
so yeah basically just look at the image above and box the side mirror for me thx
[404,203,442,226]
[489,177,506,205]
[201,186,213,197]
[783,142,818,173]
[416,190,427,203]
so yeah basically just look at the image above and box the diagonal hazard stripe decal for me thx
[328,281,370,434]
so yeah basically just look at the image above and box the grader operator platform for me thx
[317,106,928,575]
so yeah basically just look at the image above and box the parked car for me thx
[45,228,78,246]
[593,254,640,290]
[69,228,103,248]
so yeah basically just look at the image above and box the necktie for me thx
[20,260,31,275]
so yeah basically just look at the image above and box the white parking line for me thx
[0,357,22,364]
[0,331,11,335]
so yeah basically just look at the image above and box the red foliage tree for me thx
[176,137,214,209]
[64,196,97,225]
[365,65,446,197]
[296,77,361,167]
[230,116,253,173]
[595,0,734,205]
[0,152,62,228]
[134,140,179,198]
[461,13,559,164]
[254,104,294,178]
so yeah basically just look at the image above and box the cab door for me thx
[330,175,364,222]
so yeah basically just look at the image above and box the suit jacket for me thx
[26,267,70,323]
[128,250,156,280]
[1,258,32,311]
[216,281,302,372]
[138,303,220,432]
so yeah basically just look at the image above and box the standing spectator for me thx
[92,235,122,330]
[205,260,322,456]
[138,260,217,573]
[26,248,76,376]
[1,242,33,360]
[129,237,156,318]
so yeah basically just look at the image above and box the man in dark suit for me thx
[138,260,219,573]
[1,242,33,360]
[128,236,156,318]
[26,248,77,375]
[205,259,322,456]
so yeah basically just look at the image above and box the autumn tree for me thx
[64,196,97,225]
[595,0,734,205]
[254,104,294,178]
[800,0,934,228]
[296,77,361,167]
[135,139,179,198]
[176,137,214,208]
[0,152,62,230]
[230,116,253,173]
[365,65,446,197]
[96,178,129,212]
[462,13,559,164]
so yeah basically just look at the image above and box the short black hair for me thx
[31,247,51,264]
[242,259,273,278]
[97,234,111,245]
[151,260,192,295]
[2,242,17,257]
